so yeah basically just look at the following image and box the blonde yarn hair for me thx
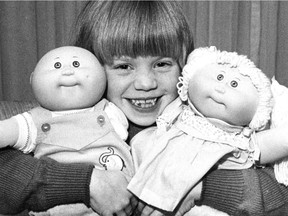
[177,46,273,131]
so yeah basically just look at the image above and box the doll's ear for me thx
[29,72,34,85]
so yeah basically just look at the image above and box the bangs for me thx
[93,1,190,65]
[101,27,184,65]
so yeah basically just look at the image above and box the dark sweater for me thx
[1,123,288,215]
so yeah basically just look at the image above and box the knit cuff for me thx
[200,169,244,215]
[26,156,94,211]
[0,148,40,214]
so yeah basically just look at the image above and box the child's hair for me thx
[71,0,194,68]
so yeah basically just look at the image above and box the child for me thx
[128,46,274,213]
[3,2,288,215]
[0,46,134,216]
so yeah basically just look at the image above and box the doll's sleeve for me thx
[0,147,93,214]
[200,167,288,216]
[12,112,38,153]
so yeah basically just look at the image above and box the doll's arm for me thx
[258,79,288,164]
[0,117,19,148]
[256,126,288,164]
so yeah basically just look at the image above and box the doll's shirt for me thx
[12,99,133,176]
[13,99,133,216]
[128,102,259,212]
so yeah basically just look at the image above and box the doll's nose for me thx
[214,84,226,94]
[61,68,75,76]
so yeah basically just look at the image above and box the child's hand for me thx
[134,181,202,216]
[174,181,202,216]
[135,200,170,216]
[89,169,137,216]
[134,198,194,216]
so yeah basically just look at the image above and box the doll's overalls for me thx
[27,99,134,216]
[128,98,258,212]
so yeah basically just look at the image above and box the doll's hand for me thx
[90,169,137,216]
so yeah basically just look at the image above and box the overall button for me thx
[97,115,105,126]
[41,123,51,132]
[233,151,241,159]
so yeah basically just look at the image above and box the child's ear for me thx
[179,47,187,69]
[29,72,34,85]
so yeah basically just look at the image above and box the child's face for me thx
[105,56,180,126]
[188,63,259,126]
[31,46,106,111]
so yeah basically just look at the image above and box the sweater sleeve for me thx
[0,147,94,215]
[200,167,288,216]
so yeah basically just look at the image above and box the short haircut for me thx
[71,1,194,67]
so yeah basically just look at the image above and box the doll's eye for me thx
[230,80,238,88]
[72,61,80,68]
[217,74,224,81]
[54,62,62,69]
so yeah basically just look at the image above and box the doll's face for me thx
[188,63,259,126]
[30,46,106,111]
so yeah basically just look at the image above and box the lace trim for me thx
[177,107,252,151]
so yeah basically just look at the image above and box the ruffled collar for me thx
[187,99,244,134]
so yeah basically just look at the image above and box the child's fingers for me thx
[140,205,154,216]
[123,204,133,216]
[136,201,145,214]
[130,196,139,212]
[150,210,165,216]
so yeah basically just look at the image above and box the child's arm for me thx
[256,126,288,164]
[0,118,19,148]
[0,147,93,214]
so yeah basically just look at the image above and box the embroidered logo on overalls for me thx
[99,147,126,171]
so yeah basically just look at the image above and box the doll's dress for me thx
[13,99,134,216]
[128,98,259,211]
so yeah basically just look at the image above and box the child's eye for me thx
[156,61,171,68]
[72,61,80,68]
[230,80,238,88]
[114,64,132,70]
[54,62,62,69]
[217,74,224,81]
[154,59,174,73]
[155,58,174,69]
[111,63,134,76]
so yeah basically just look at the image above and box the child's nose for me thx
[134,71,157,91]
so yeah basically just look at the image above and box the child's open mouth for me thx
[131,98,157,108]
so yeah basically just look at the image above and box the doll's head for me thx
[178,46,273,131]
[30,46,106,111]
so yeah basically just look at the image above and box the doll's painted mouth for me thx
[210,97,226,108]
[59,81,79,87]
[60,84,78,87]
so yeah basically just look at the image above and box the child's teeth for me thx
[131,98,157,108]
